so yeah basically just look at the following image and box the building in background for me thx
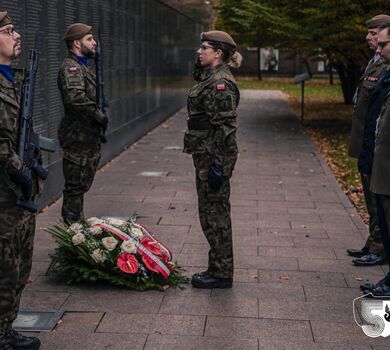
[236,47,329,76]
[0,0,202,207]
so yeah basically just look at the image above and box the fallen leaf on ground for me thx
[279,275,289,281]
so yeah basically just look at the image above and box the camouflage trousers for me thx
[362,174,384,256]
[193,154,235,279]
[0,204,35,338]
[62,152,100,223]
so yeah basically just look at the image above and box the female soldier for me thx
[183,30,241,288]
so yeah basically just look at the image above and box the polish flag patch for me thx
[216,83,226,90]
[69,66,78,72]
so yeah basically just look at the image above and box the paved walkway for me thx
[26,90,388,349]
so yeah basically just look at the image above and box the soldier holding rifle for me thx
[58,23,108,224]
[0,11,46,350]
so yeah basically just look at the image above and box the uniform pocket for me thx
[183,129,210,154]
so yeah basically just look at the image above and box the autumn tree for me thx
[216,0,390,104]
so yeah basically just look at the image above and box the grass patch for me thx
[237,77,367,222]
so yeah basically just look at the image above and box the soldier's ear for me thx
[73,39,82,50]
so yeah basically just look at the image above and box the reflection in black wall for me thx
[0,0,202,207]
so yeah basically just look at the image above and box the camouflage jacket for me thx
[57,54,104,160]
[184,63,240,177]
[0,69,41,202]
[348,57,388,158]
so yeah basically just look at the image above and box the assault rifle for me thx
[16,32,56,213]
[95,31,109,143]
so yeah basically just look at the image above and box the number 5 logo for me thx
[353,294,390,338]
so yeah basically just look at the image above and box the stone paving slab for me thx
[22,90,388,348]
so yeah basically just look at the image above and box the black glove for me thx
[98,116,108,143]
[9,164,33,198]
[193,57,203,82]
[208,164,224,191]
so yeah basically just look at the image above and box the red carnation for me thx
[117,253,139,274]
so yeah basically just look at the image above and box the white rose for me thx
[121,240,137,254]
[68,223,83,235]
[91,249,107,263]
[131,226,144,239]
[88,226,103,236]
[102,237,118,251]
[104,217,126,227]
[72,233,86,245]
[86,217,103,226]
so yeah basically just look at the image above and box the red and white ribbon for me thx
[96,223,171,278]
[137,224,172,261]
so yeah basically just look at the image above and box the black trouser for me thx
[375,194,390,273]
[362,174,384,255]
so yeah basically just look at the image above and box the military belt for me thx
[187,118,212,130]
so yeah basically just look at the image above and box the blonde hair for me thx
[228,52,243,68]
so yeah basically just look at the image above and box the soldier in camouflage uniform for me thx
[0,11,41,350]
[58,23,108,224]
[347,15,390,266]
[184,31,241,289]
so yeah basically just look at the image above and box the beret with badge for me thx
[201,30,237,49]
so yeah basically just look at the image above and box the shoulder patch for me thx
[216,83,226,90]
[215,91,233,112]
[66,76,82,87]
[68,66,78,73]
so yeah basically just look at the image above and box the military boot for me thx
[5,330,40,350]
[191,272,232,289]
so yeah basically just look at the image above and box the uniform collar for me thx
[0,64,14,82]
[373,53,381,63]
[68,51,89,68]
[200,63,227,81]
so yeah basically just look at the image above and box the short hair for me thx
[65,40,74,50]
[379,22,390,37]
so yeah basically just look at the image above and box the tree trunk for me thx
[333,63,362,105]
[257,47,262,81]
[328,61,334,85]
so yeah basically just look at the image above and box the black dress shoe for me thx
[370,283,390,297]
[360,276,387,292]
[352,253,387,266]
[5,329,40,349]
[191,273,232,289]
[347,247,369,258]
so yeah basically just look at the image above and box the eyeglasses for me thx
[0,26,16,37]
[199,44,214,51]
[378,40,390,49]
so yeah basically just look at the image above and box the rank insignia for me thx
[216,83,226,90]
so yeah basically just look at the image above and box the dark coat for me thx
[349,58,388,158]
